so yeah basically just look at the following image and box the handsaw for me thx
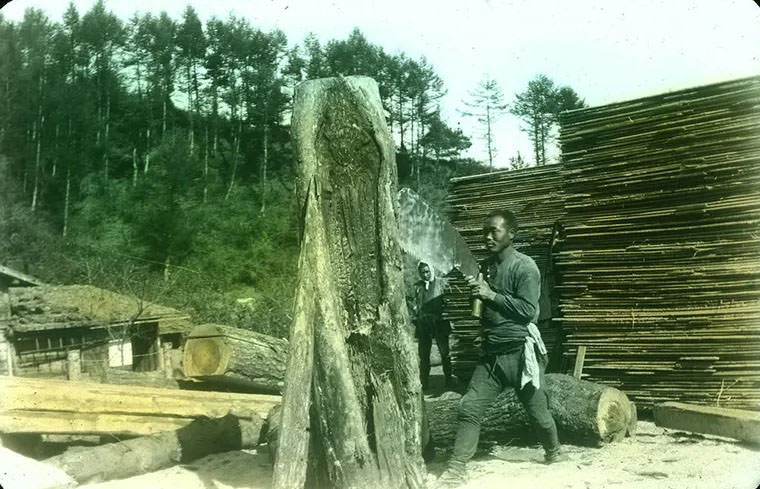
[397,187,482,316]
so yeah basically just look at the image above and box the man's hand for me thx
[465,275,496,301]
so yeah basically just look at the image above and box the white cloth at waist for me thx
[520,322,547,390]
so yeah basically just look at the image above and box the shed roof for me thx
[4,284,192,335]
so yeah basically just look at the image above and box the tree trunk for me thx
[532,112,540,166]
[132,147,138,187]
[486,105,493,169]
[225,119,242,201]
[162,98,167,139]
[187,64,195,156]
[539,119,547,166]
[273,76,425,489]
[163,254,171,282]
[45,414,264,485]
[31,130,41,211]
[52,123,59,177]
[183,323,287,394]
[144,127,151,174]
[62,167,71,237]
[203,125,209,203]
[260,124,269,214]
[426,374,636,447]
[104,92,110,182]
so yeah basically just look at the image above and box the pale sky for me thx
[3,0,760,167]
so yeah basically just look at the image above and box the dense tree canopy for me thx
[0,4,487,336]
[510,74,586,166]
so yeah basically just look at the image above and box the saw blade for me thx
[397,187,480,278]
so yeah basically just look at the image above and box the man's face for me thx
[483,216,513,254]
[418,264,432,281]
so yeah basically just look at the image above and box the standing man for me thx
[413,261,453,390]
[438,209,563,487]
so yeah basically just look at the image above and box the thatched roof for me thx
[4,285,192,334]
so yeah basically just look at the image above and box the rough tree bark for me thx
[272,76,425,489]
[183,323,288,393]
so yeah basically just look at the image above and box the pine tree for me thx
[460,77,508,169]
[510,74,585,166]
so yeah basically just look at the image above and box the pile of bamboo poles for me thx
[556,76,760,411]
[443,165,565,380]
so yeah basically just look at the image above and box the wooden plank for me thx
[0,376,280,421]
[653,401,760,444]
[573,346,587,379]
[0,409,190,436]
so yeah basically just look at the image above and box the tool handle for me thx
[471,272,484,318]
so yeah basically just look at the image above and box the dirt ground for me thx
[72,420,760,489]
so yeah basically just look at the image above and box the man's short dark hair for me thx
[487,209,518,233]
[418,261,430,271]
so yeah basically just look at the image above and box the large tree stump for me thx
[272,76,425,489]
[183,323,288,393]
[45,413,264,484]
[426,373,636,446]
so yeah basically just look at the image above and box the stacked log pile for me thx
[443,165,565,380]
[556,76,760,411]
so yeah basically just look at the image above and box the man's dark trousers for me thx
[450,348,560,465]
[417,320,452,388]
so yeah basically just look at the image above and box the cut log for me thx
[653,401,760,445]
[426,374,635,446]
[0,376,279,436]
[183,323,288,393]
[267,374,636,451]
[273,76,425,489]
[45,413,264,484]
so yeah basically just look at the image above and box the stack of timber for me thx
[556,76,760,411]
[443,165,565,380]
[0,376,279,436]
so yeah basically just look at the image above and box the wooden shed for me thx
[0,265,42,378]
[1,285,191,379]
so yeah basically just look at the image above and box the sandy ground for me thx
[66,421,760,489]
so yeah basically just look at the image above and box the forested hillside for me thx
[0,2,487,337]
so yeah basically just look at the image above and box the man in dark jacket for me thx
[437,209,564,487]
[413,261,452,390]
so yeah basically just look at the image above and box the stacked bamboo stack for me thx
[443,165,565,380]
[556,76,760,411]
